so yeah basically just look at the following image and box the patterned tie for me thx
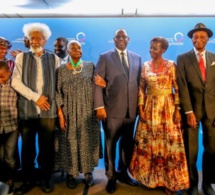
[198,53,206,81]
[121,52,129,76]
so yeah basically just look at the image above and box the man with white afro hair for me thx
[23,22,52,40]
[12,22,59,194]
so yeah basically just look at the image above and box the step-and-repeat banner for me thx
[3,17,215,170]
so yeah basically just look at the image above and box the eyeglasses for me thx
[69,47,82,52]
[0,46,8,51]
[29,37,44,42]
[114,36,128,40]
[192,35,208,41]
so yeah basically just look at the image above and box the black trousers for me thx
[0,130,19,182]
[102,117,136,179]
[19,118,55,182]
[183,115,215,187]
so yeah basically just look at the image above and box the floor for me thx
[13,170,210,195]
[13,127,209,195]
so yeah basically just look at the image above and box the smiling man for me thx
[94,29,142,194]
[177,23,215,195]
[54,37,69,65]
[11,22,59,195]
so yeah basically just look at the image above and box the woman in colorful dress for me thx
[129,37,190,195]
[55,40,101,189]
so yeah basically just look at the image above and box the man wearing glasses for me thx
[177,23,215,195]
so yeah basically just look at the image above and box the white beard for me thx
[30,46,43,54]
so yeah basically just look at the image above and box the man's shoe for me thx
[15,182,35,195]
[202,183,215,195]
[106,179,116,194]
[187,186,199,195]
[41,180,54,193]
[85,172,94,187]
[6,180,14,195]
[117,172,138,186]
[66,174,77,189]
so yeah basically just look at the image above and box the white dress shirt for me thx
[11,52,59,113]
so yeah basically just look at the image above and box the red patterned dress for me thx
[129,60,190,191]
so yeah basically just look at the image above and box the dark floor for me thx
[12,170,211,195]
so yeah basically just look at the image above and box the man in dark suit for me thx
[177,23,215,195]
[94,29,142,194]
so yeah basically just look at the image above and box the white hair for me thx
[67,40,81,50]
[23,22,52,40]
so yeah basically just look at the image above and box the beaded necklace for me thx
[151,59,164,73]
[70,59,83,74]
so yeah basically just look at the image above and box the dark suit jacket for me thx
[94,49,142,118]
[177,49,215,120]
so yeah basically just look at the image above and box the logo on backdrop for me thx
[12,38,24,43]
[208,38,215,44]
[68,32,86,45]
[166,32,184,46]
[76,32,86,43]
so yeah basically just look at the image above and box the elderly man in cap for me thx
[0,37,15,72]
[177,23,215,195]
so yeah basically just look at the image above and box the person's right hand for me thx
[36,95,50,111]
[186,112,197,128]
[96,108,107,121]
[59,115,66,131]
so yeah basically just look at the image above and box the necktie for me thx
[121,52,129,76]
[198,53,206,81]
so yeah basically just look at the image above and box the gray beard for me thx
[30,46,43,54]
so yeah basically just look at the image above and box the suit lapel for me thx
[127,51,135,80]
[206,51,213,80]
[111,49,128,79]
[189,50,204,82]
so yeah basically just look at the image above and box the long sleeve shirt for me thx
[0,79,18,133]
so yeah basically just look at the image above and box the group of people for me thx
[0,21,214,195]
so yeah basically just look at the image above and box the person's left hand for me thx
[10,49,22,58]
[213,119,215,127]
[36,95,50,111]
[173,108,181,124]
[94,74,106,88]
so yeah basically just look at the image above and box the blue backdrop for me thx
[5,17,214,171]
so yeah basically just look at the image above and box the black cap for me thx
[188,23,213,38]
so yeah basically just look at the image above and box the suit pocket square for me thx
[211,61,215,66]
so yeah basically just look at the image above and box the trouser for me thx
[19,118,55,182]
[102,117,136,179]
[0,130,19,181]
[183,115,215,187]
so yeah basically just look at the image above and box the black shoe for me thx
[117,172,138,186]
[66,175,77,189]
[202,183,215,195]
[85,172,94,187]
[6,180,14,195]
[15,182,35,195]
[106,178,116,194]
[41,180,54,193]
[187,186,199,195]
